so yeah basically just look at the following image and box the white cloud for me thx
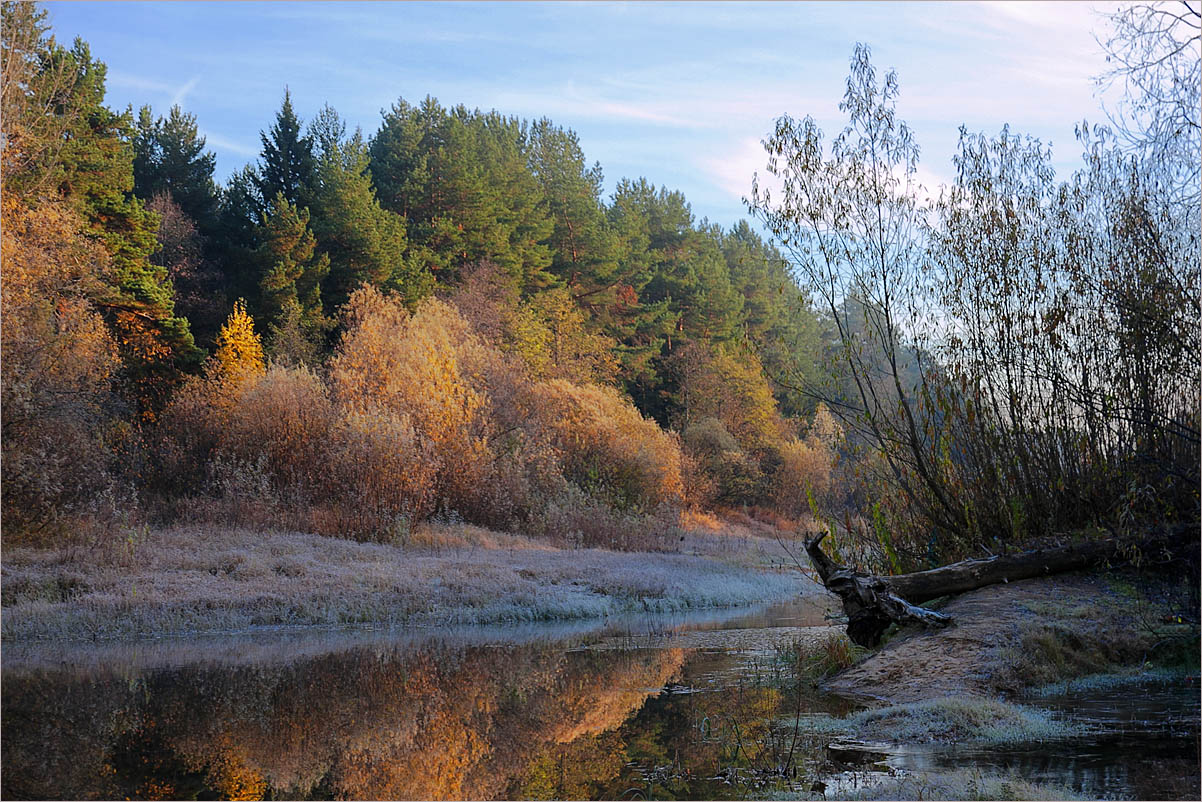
[106,70,174,95]
[170,76,200,109]
[699,136,772,203]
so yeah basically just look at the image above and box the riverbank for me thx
[823,572,1196,702]
[782,571,1200,800]
[1,516,819,641]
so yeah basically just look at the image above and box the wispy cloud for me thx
[106,69,174,95]
[171,76,200,108]
[201,131,257,158]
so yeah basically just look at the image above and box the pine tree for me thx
[131,104,218,230]
[723,221,821,416]
[309,110,430,310]
[255,192,330,334]
[213,164,266,310]
[2,17,201,415]
[475,111,553,290]
[370,97,552,286]
[257,89,315,209]
[132,105,160,201]
[527,119,619,294]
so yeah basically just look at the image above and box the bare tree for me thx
[1098,1,1201,207]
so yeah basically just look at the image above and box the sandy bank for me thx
[823,572,1193,704]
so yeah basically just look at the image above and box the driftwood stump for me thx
[804,523,1199,647]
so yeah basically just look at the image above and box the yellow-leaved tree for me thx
[212,300,266,389]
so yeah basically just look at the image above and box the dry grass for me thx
[1,517,818,641]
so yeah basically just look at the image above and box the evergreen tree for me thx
[131,104,219,230]
[475,111,554,291]
[527,119,619,294]
[370,97,551,286]
[4,24,201,415]
[132,105,159,201]
[723,221,821,416]
[604,178,675,393]
[309,110,430,310]
[212,164,267,311]
[257,89,315,209]
[255,192,330,335]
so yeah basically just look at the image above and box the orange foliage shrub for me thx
[682,417,765,505]
[152,283,693,545]
[221,365,335,493]
[325,409,438,537]
[775,403,842,515]
[672,343,787,454]
[330,288,489,515]
[1,197,125,540]
[529,380,683,510]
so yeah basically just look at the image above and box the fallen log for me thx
[805,523,1199,647]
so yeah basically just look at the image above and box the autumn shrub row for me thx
[150,287,687,546]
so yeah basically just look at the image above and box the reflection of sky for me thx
[45,1,1117,228]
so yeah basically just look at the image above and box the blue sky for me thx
[45,1,1121,228]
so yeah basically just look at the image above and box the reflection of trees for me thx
[511,652,823,801]
[1,641,684,800]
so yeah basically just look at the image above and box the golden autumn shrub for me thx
[529,380,684,510]
[681,416,765,506]
[153,304,270,497]
[775,403,843,515]
[325,408,439,538]
[149,282,696,544]
[330,288,490,516]
[220,365,335,494]
[671,343,787,455]
[1,197,125,540]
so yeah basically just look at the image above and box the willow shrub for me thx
[330,289,490,519]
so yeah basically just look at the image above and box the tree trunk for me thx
[805,524,1199,647]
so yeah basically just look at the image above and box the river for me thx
[2,598,1197,799]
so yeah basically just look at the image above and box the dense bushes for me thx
[0,198,127,543]
[530,380,683,511]
[150,289,691,546]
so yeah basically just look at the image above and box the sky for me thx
[44,1,1126,229]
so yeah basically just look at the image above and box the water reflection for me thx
[4,636,690,799]
[2,600,836,800]
[3,600,1197,801]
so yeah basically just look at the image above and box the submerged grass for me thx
[1,521,814,641]
[778,630,867,684]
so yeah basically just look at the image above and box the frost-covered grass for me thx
[1,521,815,641]
[794,696,1085,746]
[1031,665,1196,696]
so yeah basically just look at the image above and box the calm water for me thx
[2,599,1198,800]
